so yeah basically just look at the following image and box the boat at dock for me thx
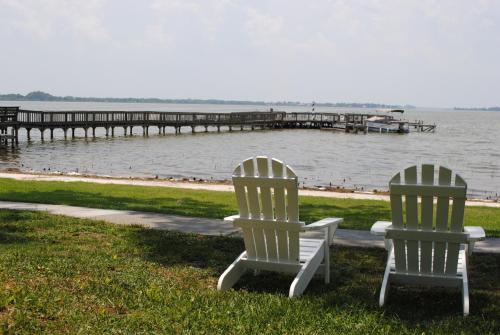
[375,108,405,114]
[365,115,409,133]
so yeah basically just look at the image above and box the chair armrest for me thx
[303,217,343,245]
[303,217,343,231]
[464,226,486,255]
[464,226,485,241]
[224,214,240,222]
[371,221,392,236]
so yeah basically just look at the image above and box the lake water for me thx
[0,101,499,199]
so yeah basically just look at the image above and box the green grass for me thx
[0,210,498,334]
[0,178,499,237]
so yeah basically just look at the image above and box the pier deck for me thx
[0,107,436,144]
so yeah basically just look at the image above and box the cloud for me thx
[0,0,499,106]
[0,0,109,42]
[245,8,284,47]
[146,0,234,44]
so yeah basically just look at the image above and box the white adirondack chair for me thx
[218,156,343,297]
[371,165,485,316]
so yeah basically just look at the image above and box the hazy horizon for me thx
[2,90,499,110]
[1,1,499,108]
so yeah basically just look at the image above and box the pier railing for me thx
[17,110,286,126]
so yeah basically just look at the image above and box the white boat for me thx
[365,116,409,133]
[375,108,405,114]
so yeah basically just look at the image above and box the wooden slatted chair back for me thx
[232,156,301,263]
[387,165,468,276]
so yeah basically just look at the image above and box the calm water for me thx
[1,101,499,199]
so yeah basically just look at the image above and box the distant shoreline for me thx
[454,107,500,111]
[0,91,413,109]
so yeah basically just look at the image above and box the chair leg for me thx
[289,244,325,298]
[467,242,474,256]
[462,259,470,316]
[217,252,247,291]
[379,251,392,307]
[463,280,470,316]
[324,236,330,284]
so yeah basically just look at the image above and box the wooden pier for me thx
[0,107,436,145]
[15,109,289,140]
[0,107,19,145]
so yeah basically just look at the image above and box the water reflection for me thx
[0,145,21,170]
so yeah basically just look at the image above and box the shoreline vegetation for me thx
[0,172,499,237]
[1,168,499,205]
[0,167,391,194]
[0,91,414,109]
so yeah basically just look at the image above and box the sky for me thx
[0,0,499,108]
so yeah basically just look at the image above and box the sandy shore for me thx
[0,170,498,208]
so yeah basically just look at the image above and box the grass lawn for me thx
[0,210,499,334]
[0,178,500,237]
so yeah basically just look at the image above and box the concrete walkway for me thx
[0,201,498,253]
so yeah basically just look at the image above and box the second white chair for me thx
[371,165,485,315]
